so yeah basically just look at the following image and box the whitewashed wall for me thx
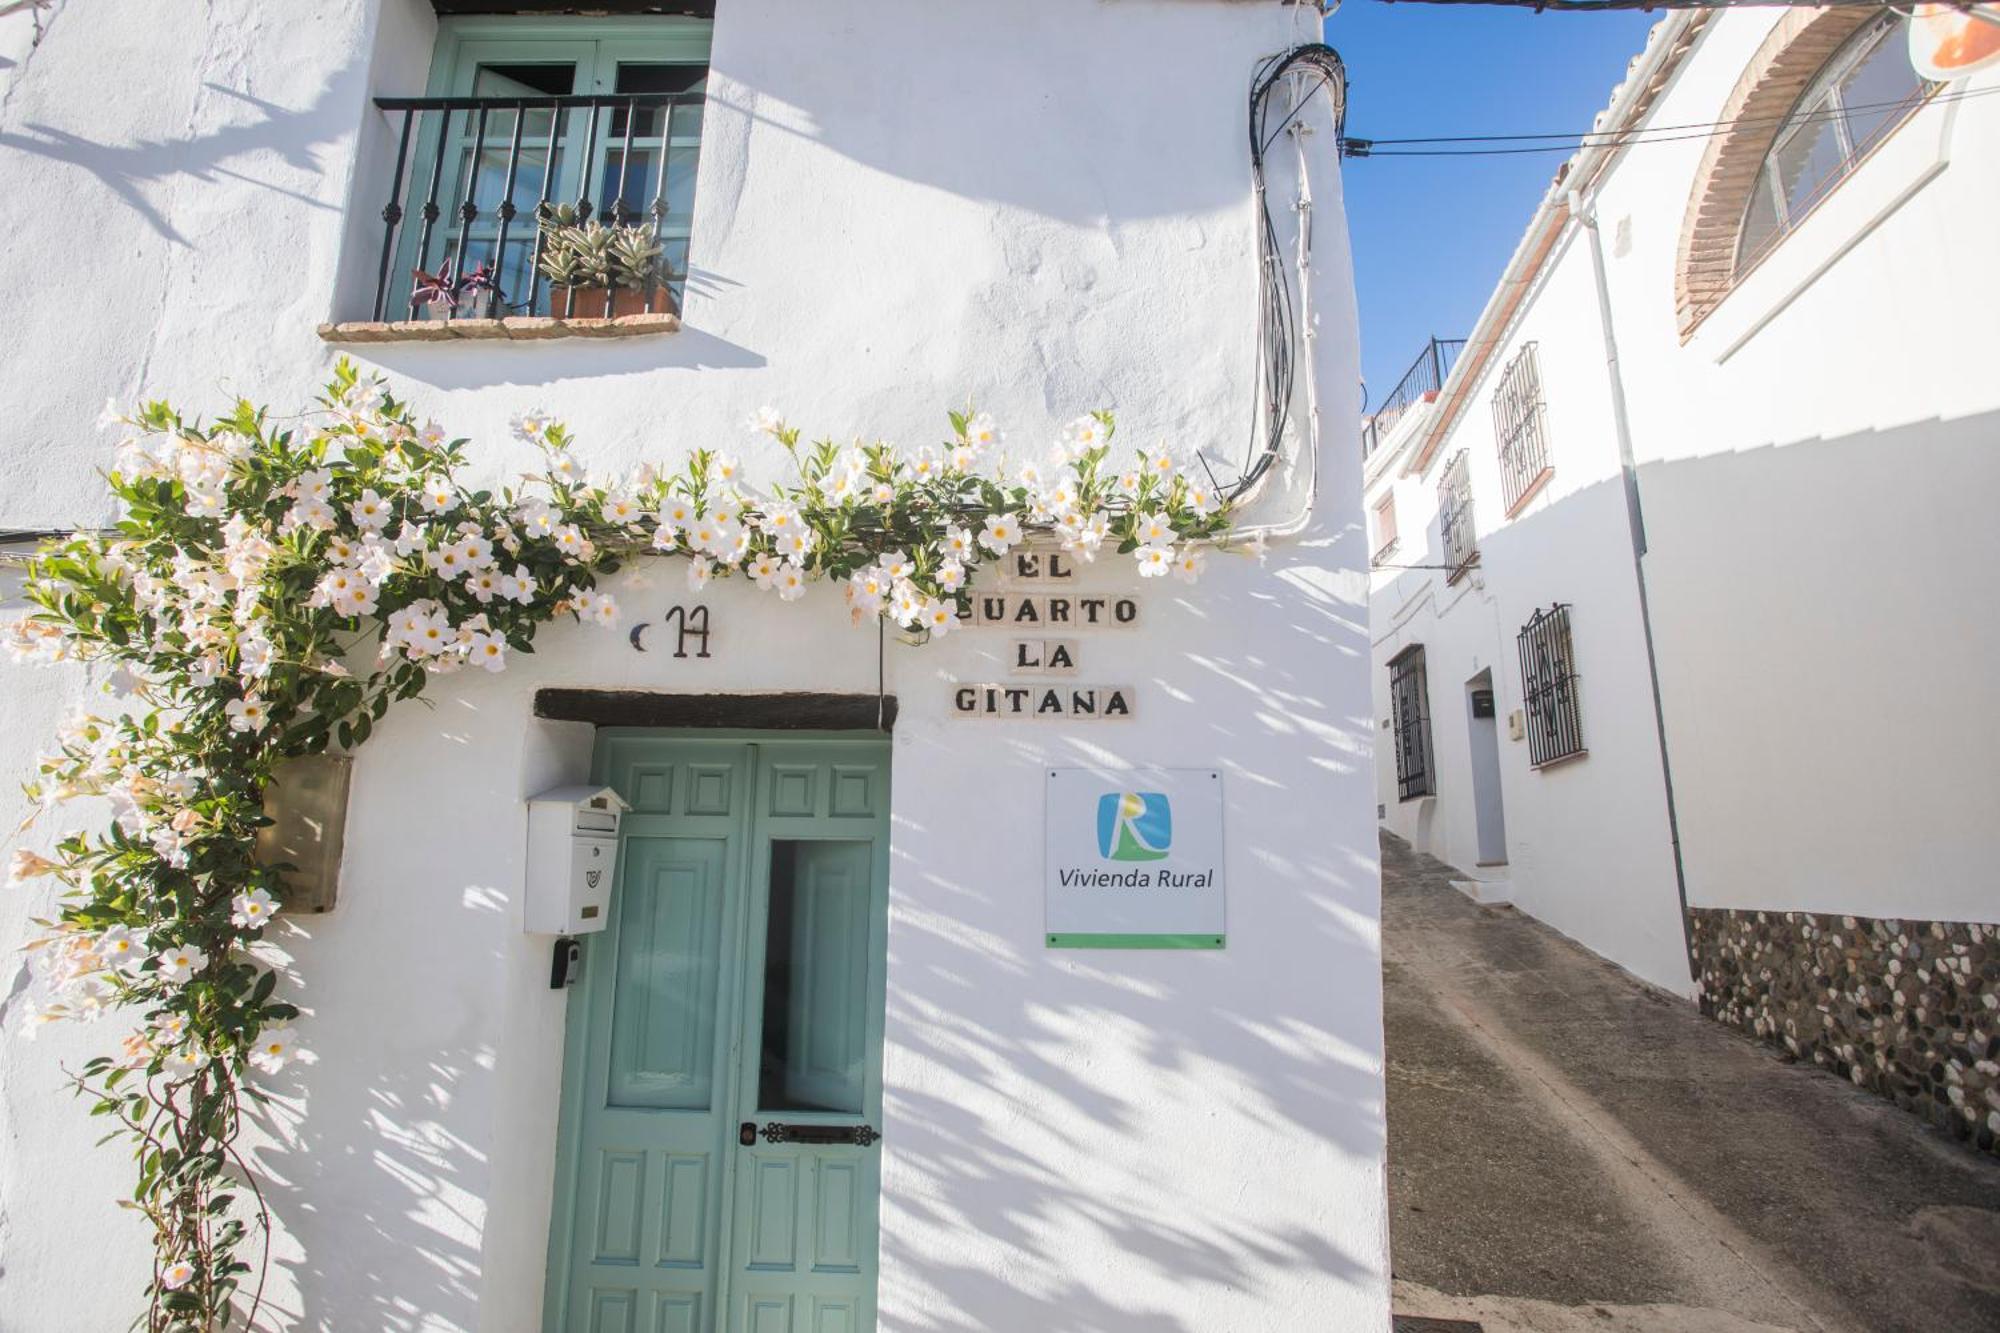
[1595,15,2000,928]
[0,1,1386,1329]
[1366,8,2000,1002]
[1365,235,1690,996]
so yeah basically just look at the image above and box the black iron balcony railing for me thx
[1362,337,1465,460]
[369,92,701,323]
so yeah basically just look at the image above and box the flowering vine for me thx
[2,360,1236,1330]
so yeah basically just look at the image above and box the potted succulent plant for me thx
[537,204,674,318]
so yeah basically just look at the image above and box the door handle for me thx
[739,1121,880,1147]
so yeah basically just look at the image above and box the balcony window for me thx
[367,18,710,324]
[1438,451,1476,581]
[1491,342,1551,516]
[1517,604,1585,767]
[1389,646,1436,801]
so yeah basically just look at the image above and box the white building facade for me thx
[0,3,1390,1331]
[1367,8,2000,1152]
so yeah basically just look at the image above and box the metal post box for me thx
[524,784,631,934]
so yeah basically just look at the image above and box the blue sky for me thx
[1323,4,1660,402]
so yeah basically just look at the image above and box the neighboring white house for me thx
[0,2,1389,1331]
[1366,7,2000,1154]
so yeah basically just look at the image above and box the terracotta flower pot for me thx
[548,285,675,319]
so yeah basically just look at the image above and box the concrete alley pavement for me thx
[1381,833,2000,1333]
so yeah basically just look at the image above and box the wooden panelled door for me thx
[545,733,891,1333]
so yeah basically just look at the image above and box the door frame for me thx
[540,728,892,1331]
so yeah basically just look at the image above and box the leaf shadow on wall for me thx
[877,539,1386,1331]
[0,70,364,246]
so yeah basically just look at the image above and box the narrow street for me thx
[1382,833,2000,1333]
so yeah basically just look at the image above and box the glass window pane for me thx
[1738,173,1782,270]
[611,62,706,138]
[1770,107,1846,219]
[758,840,873,1114]
[1837,26,1924,159]
[473,62,576,97]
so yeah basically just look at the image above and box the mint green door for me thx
[546,734,890,1333]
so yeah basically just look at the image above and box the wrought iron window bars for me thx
[369,92,699,323]
[1492,342,1552,515]
[1390,645,1436,801]
[1517,603,1585,767]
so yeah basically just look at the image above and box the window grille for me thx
[1492,343,1551,515]
[1372,493,1398,559]
[1438,451,1476,580]
[1517,604,1585,767]
[1737,15,1931,276]
[1389,646,1436,800]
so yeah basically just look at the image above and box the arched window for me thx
[1735,15,1933,274]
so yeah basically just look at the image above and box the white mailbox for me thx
[524,784,631,934]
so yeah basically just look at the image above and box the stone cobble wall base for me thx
[1690,908,2000,1157]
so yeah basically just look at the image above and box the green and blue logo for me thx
[1097,791,1172,862]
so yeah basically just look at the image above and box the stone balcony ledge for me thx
[317,312,680,344]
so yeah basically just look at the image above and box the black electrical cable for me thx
[1234,42,1349,501]
[1347,82,1993,147]
[1346,84,1992,157]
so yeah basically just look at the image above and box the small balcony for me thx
[1362,337,1464,461]
[328,90,703,341]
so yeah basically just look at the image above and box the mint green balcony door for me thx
[546,734,890,1333]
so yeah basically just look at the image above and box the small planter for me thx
[547,285,675,319]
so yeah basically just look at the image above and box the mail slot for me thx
[524,784,631,934]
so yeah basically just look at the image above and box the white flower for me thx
[97,926,143,974]
[747,406,785,436]
[965,412,1002,452]
[602,493,643,527]
[1135,544,1172,578]
[153,1013,190,1042]
[569,590,599,620]
[547,450,581,484]
[590,594,620,627]
[224,694,270,733]
[936,559,966,593]
[510,409,552,444]
[155,944,210,983]
[1184,482,1220,515]
[237,632,275,679]
[350,490,392,530]
[418,419,447,448]
[552,524,593,561]
[870,481,896,506]
[941,526,975,561]
[249,1023,300,1074]
[231,888,278,929]
[848,567,888,613]
[159,1048,207,1079]
[760,503,801,537]
[920,598,956,637]
[651,521,683,552]
[514,501,556,538]
[291,468,333,503]
[1059,415,1107,454]
[775,529,815,560]
[661,496,695,529]
[499,566,537,605]
[1172,547,1207,584]
[890,581,925,628]
[775,562,807,601]
[465,631,507,672]
[908,447,941,481]
[878,550,915,581]
[453,533,495,570]
[1135,511,1173,547]
[466,569,502,603]
[977,513,1020,555]
[714,454,743,487]
[1146,449,1177,481]
[160,1260,198,1291]
[748,553,780,589]
[686,557,713,592]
